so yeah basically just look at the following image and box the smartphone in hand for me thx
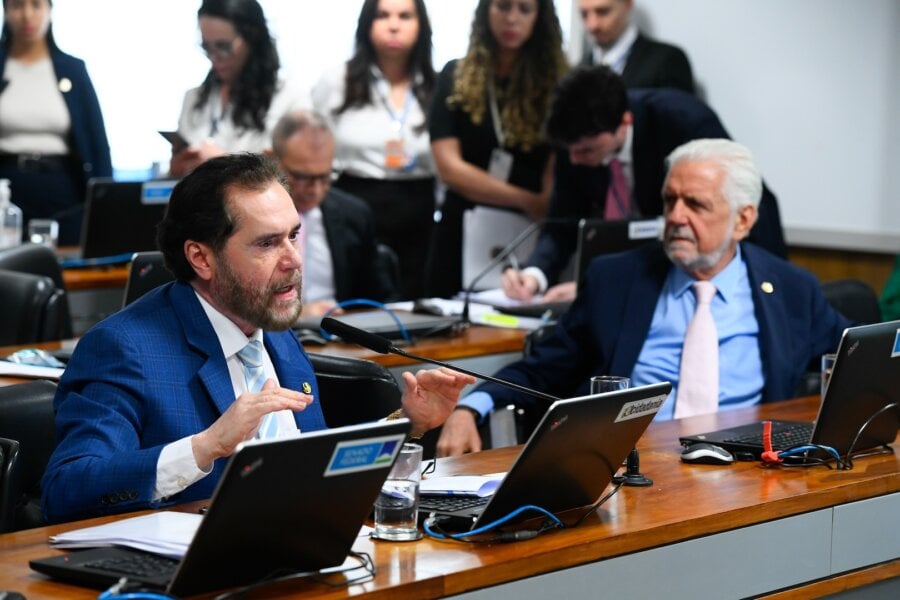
[159,130,188,153]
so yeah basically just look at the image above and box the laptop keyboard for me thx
[83,552,179,580]
[419,495,490,512]
[724,422,813,449]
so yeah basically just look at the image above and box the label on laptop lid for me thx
[892,328,900,358]
[141,181,176,205]
[325,434,405,476]
[615,394,666,422]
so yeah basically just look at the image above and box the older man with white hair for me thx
[437,138,850,456]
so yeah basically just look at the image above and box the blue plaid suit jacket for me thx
[42,281,325,523]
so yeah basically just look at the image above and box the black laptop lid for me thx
[168,420,409,596]
[471,382,671,528]
[574,218,663,286]
[80,179,176,259]
[810,320,900,454]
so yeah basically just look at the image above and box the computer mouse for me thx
[680,443,734,465]
[0,592,26,600]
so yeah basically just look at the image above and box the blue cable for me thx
[319,299,411,343]
[423,504,563,540]
[779,444,842,463]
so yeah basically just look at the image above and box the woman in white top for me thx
[170,0,305,178]
[312,0,435,300]
[0,0,111,246]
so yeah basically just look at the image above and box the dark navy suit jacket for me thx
[42,281,325,523]
[528,88,787,284]
[583,32,695,94]
[479,243,849,413]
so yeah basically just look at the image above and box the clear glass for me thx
[373,443,423,541]
[28,219,59,249]
[821,353,837,399]
[590,375,631,394]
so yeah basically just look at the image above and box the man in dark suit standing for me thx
[578,0,694,93]
[502,66,787,302]
[269,110,395,316]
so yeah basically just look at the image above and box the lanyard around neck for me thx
[487,78,506,148]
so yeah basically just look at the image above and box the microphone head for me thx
[320,317,394,354]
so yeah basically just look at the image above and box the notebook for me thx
[79,179,177,259]
[297,310,461,342]
[679,320,900,459]
[30,420,410,597]
[419,382,671,531]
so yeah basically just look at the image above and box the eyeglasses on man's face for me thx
[285,169,339,187]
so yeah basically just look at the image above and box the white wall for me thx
[42,0,571,176]
[632,0,900,251]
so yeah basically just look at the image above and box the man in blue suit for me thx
[437,139,849,456]
[42,153,473,523]
[502,65,787,302]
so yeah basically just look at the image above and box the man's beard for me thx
[664,223,734,274]
[213,260,303,331]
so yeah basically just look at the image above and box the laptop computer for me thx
[31,419,410,597]
[419,382,671,531]
[496,218,663,320]
[79,179,177,259]
[680,320,900,460]
[573,217,663,286]
[297,310,461,342]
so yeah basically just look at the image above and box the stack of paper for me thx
[420,473,505,497]
[49,511,202,559]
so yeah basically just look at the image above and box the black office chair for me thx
[0,437,22,533]
[375,243,402,302]
[0,380,57,533]
[822,278,882,325]
[0,242,73,338]
[122,251,175,307]
[309,352,402,428]
[0,269,66,345]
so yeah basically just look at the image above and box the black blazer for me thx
[582,32,695,94]
[320,187,393,302]
[527,88,787,284]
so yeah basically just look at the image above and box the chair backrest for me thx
[0,437,22,534]
[0,243,72,338]
[0,380,57,532]
[822,279,882,325]
[375,243,402,302]
[0,270,64,345]
[122,251,175,307]
[308,352,401,429]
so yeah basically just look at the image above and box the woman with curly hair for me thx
[426,0,567,298]
[312,0,436,300]
[169,0,306,177]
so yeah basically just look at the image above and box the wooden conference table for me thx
[1,396,897,599]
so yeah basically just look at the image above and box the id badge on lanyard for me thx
[487,79,513,182]
[383,86,414,171]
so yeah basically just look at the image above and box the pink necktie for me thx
[674,281,719,419]
[603,158,631,220]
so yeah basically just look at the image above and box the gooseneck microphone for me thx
[321,317,560,405]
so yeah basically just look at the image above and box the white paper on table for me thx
[420,472,506,497]
[49,511,202,559]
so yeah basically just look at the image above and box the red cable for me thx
[760,420,782,463]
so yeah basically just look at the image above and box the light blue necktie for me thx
[236,339,279,439]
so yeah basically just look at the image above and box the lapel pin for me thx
[58,77,72,93]
[302,382,312,394]
[761,281,774,294]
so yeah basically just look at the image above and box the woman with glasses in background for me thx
[0,0,111,245]
[169,0,307,178]
[426,0,567,298]
[312,0,436,300]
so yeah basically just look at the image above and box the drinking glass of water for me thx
[373,443,423,541]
